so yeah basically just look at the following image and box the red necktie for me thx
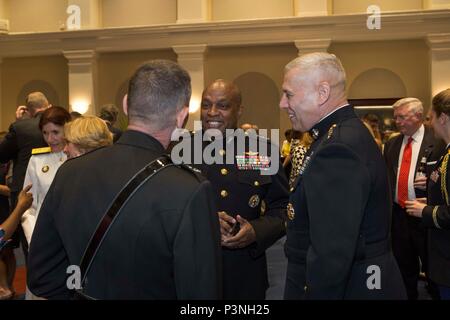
[398,137,413,207]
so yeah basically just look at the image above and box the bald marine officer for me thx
[178,79,289,299]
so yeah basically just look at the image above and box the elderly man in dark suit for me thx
[27,60,222,300]
[384,97,445,300]
[280,52,406,299]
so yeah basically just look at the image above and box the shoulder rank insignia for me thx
[32,147,51,155]
[327,124,337,139]
[182,164,202,174]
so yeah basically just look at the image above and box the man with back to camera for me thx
[280,52,406,299]
[27,60,222,299]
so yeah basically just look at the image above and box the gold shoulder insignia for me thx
[32,147,51,155]
[327,124,337,139]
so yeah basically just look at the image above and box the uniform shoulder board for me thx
[178,163,205,182]
[32,147,52,155]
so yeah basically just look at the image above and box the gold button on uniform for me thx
[219,149,226,156]
[304,285,308,291]
[220,190,228,198]
[290,187,294,192]
[254,181,260,186]
[42,165,49,173]
[221,168,228,175]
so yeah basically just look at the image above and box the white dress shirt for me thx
[395,124,425,204]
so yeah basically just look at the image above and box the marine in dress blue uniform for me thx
[280,53,406,299]
[186,79,288,299]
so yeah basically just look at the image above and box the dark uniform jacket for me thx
[284,105,406,300]
[27,130,222,299]
[183,131,288,299]
[422,146,450,286]
[0,113,47,194]
[383,126,445,202]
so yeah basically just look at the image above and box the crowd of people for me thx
[0,53,449,300]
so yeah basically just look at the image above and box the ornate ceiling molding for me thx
[0,10,449,58]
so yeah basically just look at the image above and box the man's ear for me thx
[317,82,331,105]
[176,106,189,129]
[122,94,128,116]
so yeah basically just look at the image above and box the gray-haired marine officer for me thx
[280,52,406,299]
[187,79,289,299]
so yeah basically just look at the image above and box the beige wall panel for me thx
[0,0,8,19]
[97,50,176,129]
[333,0,423,14]
[102,0,176,27]
[330,40,430,106]
[8,0,67,32]
[212,0,294,21]
[1,55,68,130]
[205,44,297,145]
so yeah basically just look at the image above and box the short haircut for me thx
[432,88,450,117]
[392,97,424,115]
[39,106,71,131]
[99,104,119,123]
[285,52,347,90]
[64,116,113,154]
[127,60,191,131]
[26,92,49,111]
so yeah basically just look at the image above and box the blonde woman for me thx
[63,116,113,159]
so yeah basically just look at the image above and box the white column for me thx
[427,34,450,99]
[0,0,9,34]
[63,50,98,116]
[173,44,208,131]
[294,0,331,17]
[424,0,450,10]
[177,0,211,23]
[67,0,101,29]
[294,39,331,56]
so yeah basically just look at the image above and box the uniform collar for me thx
[309,104,354,141]
[116,130,166,153]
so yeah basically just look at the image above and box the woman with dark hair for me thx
[21,106,71,245]
[406,88,450,299]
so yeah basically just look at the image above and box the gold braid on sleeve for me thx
[440,152,450,206]
[432,206,442,229]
